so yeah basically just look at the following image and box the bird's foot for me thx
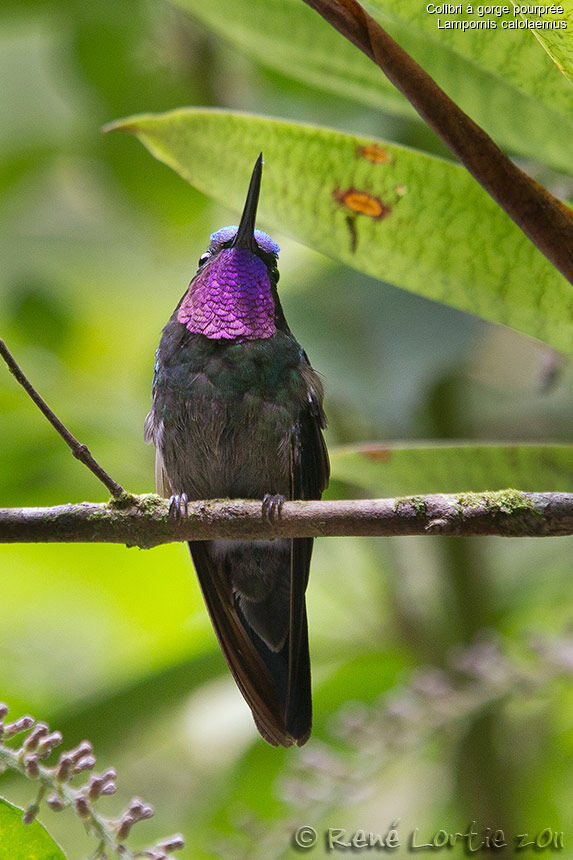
[262,493,285,522]
[169,492,188,521]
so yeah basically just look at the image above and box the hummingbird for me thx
[145,154,329,747]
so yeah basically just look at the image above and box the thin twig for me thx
[0,491,571,547]
[0,339,125,499]
[301,0,573,282]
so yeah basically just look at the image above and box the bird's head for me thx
[177,154,283,341]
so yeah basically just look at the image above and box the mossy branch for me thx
[0,490,571,547]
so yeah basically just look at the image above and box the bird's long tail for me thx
[188,538,312,746]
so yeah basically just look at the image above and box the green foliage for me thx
[331,443,573,495]
[510,0,573,82]
[0,0,572,858]
[0,797,66,860]
[369,0,573,116]
[175,0,573,172]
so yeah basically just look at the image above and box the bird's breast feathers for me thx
[146,331,322,500]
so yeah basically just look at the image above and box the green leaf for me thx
[510,0,573,84]
[370,0,573,116]
[174,0,573,174]
[331,443,573,496]
[106,109,572,352]
[0,798,66,860]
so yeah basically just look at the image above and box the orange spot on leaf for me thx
[333,188,391,220]
[361,446,392,462]
[357,144,392,165]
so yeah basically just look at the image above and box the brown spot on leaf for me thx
[333,188,391,220]
[361,446,392,462]
[357,143,392,164]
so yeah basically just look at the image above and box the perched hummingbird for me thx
[145,154,329,746]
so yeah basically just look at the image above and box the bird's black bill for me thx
[233,153,263,252]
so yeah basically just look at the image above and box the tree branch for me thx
[0,491,571,547]
[0,339,125,499]
[301,0,573,282]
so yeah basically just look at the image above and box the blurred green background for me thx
[0,1,571,857]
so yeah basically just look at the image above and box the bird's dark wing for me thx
[285,364,330,741]
[291,363,330,503]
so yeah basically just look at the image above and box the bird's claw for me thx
[262,493,285,522]
[169,492,189,521]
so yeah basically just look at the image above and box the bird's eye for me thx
[198,252,211,267]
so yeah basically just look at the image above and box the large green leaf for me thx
[174,0,573,174]
[107,109,572,352]
[510,0,573,83]
[0,798,66,860]
[331,443,573,495]
[369,0,573,115]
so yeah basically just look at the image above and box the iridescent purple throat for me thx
[178,248,276,340]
